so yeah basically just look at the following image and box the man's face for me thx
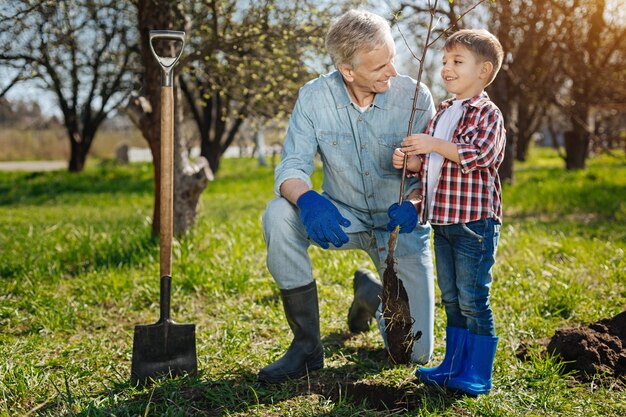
[340,34,398,96]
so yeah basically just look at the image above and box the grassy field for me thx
[0,148,624,416]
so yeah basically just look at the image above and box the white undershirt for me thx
[426,99,464,218]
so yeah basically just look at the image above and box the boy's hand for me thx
[401,134,437,155]
[297,190,351,249]
[401,134,461,164]
[386,201,418,233]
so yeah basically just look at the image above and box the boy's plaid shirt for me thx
[416,92,506,225]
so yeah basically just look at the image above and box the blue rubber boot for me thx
[415,327,468,386]
[447,333,498,395]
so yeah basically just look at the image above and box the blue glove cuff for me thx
[296,190,320,210]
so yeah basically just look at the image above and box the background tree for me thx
[0,0,137,172]
[180,0,330,174]
[553,0,625,169]
[488,0,625,170]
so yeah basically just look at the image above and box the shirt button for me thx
[368,194,374,198]
[361,144,366,149]
[358,117,363,122]
[364,171,370,176]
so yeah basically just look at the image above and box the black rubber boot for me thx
[258,281,324,384]
[347,268,383,333]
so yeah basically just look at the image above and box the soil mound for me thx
[519,311,626,384]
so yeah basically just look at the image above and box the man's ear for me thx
[480,61,494,81]
[338,64,354,82]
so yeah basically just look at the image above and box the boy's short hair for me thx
[325,10,391,69]
[444,29,504,86]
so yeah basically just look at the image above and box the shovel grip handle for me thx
[149,30,185,87]
[160,86,173,278]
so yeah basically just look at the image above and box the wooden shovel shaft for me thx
[160,86,173,278]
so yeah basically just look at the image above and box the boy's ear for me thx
[480,61,494,81]
[338,64,354,82]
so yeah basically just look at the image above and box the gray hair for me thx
[325,10,392,68]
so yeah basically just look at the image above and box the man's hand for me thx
[386,201,418,233]
[392,148,422,172]
[297,190,351,249]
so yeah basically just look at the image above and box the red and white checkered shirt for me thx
[416,92,506,225]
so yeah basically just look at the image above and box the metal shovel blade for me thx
[130,320,197,385]
[130,276,197,385]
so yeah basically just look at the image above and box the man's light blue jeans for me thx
[263,197,435,364]
[432,218,500,337]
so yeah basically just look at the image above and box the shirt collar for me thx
[439,91,491,111]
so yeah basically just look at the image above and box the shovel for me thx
[131,30,197,385]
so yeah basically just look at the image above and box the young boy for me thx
[386,29,505,395]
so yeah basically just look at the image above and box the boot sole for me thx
[258,358,324,384]
[447,382,491,396]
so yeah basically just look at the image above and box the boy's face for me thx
[339,34,398,96]
[441,45,492,100]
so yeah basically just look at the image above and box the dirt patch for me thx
[517,311,626,385]
[324,380,421,410]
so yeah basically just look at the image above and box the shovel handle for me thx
[149,30,185,87]
[149,30,185,279]
[159,85,174,278]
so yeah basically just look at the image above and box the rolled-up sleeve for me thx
[457,107,505,174]
[274,90,317,196]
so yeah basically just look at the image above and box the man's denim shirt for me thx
[275,70,435,255]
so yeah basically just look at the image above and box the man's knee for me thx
[263,197,299,237]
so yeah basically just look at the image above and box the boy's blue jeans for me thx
[432,218,500,336]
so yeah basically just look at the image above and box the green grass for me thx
[1,150,625,416]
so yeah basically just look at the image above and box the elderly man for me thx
[259,9,436,384]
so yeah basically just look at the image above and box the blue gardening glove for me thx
[386,201,418,233]
[297,190,351,249]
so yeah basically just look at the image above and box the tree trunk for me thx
[564,104,591,170]
[499,128,516,185]
[488,71,515,184]
[516,102,532,162]
[131,0,212,237]
[205,140,222,174]
[255,129,268,167]
[564,130,589,170]
[173,85,212,235]
[68,137,86,172]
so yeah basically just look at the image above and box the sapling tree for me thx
[382,0,489,364]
